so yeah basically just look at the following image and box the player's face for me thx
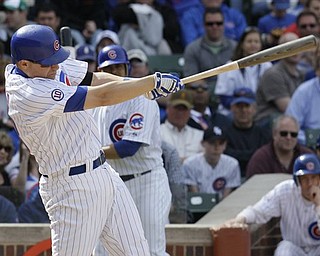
[100,64,127,77]
[299,174,320,201]
[242,32,262,56]
[17,60,59,79]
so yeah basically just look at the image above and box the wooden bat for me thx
[181,35,318,84]
[60,26,76,59]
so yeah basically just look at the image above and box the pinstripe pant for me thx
[39,164,150,256]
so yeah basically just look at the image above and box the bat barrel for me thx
[237,35,318,69]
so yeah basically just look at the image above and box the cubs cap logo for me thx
[53,40,60,51]
[306,162,315,170]
[108,50,117,60]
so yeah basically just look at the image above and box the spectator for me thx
[94,29,120,56]
[18,192,49,223]
[183,7,236,110]
[0,195,18,223]
[258,0,296,47]
[0,131,14,187]
[201,0,247,41]
[160,90,204,162]
[81,20,102,45]
[112,0,171,55]
[255,32,305,131]
[224,87,270,179]
[169,0,204,47]
[285,53,320,145]
[215,26,273,116]
[224,153,320,256]
[127,48,150,77]
[11,141,39,198]
[186,80,231,131]
[33,2,85,46]
[316,135,320,159]
[75,44,97,72]
[183,125,241,201]
[246,115,312,179]
[0,0,34,56]
[161,140,188,224]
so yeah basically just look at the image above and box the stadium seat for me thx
[305,129,320,149]
[187,192,219,222]
[147,54,185,78]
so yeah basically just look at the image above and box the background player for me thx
[5,24,183,256]
[93,45,171,256]
[223,153,320,256]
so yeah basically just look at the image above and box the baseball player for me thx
[92,45,171,256]
[5,24,183,256]
[224,153,320,256]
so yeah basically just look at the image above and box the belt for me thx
[42,150,106,178]
[120,170,151,182]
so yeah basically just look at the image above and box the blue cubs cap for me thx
[231,87,255,105]
[272,0,290,10]
[76,44,96,62]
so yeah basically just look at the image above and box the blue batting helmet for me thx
[293,153,320,185]
[97,45,129,70]
[11,24,70,65]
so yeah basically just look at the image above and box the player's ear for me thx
[17,60,30,69]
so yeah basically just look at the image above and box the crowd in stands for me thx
[1,0,320,231]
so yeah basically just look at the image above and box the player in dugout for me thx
[5,24,183,255]
[223,153,320,256]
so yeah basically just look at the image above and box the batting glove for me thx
[154,72,184,93]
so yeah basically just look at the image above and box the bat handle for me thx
[60,26,76,59]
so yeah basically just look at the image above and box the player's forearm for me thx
[91,72,124,86]
[85,76,154,109]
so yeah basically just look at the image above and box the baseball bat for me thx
[60,26,76,59]
[181,35,318,84]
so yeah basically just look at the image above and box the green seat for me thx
[147,54,185,77]
[187,192,219,213]
[305,129,320,149]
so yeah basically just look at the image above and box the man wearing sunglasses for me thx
[246,115,312,179]
[186,80,231,132]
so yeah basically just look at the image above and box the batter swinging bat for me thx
[181,34,318,84]
[60,26,76,59]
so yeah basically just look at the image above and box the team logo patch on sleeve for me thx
[308,221,320,240]
[109,119,126,143]
[129,113,144,130]
[51,89,64,101]
[212,177,226,191]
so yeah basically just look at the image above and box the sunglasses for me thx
[299,24,317,29]
[279,131,298,138]
[189,84,209,91]
[0,145,12,152]
[205,21,223,27]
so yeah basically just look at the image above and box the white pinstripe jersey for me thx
[4,58,103,176]
[183,153,241,198]
[239,180,320,247]
[93,96,163,174]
